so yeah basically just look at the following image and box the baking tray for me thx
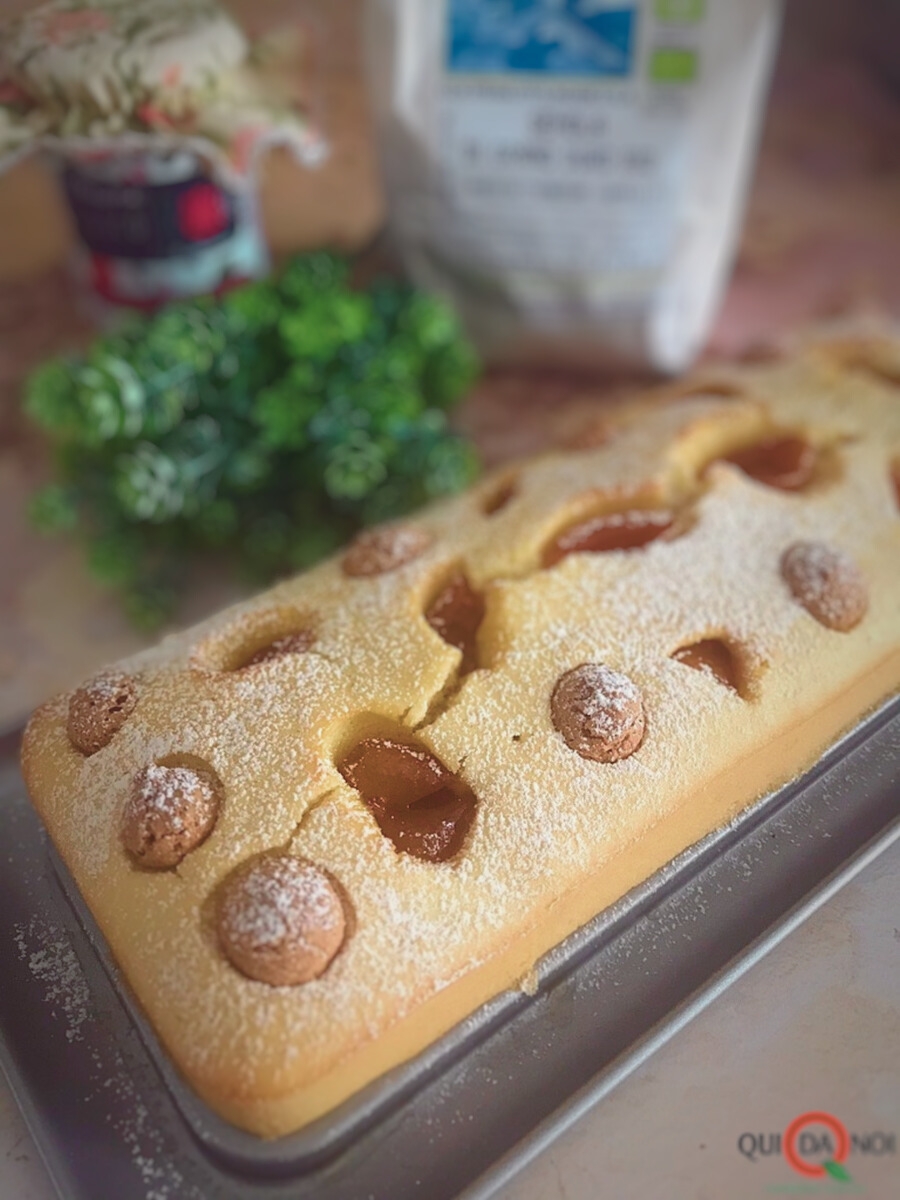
[1,694,898,1200]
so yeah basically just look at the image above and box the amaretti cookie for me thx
[21,335,900,1138]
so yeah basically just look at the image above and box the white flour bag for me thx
[365,0,782,371]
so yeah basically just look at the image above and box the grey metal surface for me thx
[0,696,898,1200]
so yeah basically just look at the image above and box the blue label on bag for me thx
[447,0,637,76]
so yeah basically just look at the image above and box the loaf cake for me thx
[21,335,900,1138]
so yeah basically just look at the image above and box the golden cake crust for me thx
[21,336,900,1137]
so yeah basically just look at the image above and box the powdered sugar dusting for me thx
[12,916,204,1195]
[244,630,316,666]
[221,857,342,950]
[781,540,868,630]
[133,764,212,818]
[13,916,90,1043]
[122,761,220,867]
[89,1046,201,1200]
[551,663,645,762]
[569,664,642,736]
[214,853,347,986]
[342,524,433,577]
[82,671,133,704]
[66,669,138,755]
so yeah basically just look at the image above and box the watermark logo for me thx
[737,1110,896,1192]
[783,1112,851,1182]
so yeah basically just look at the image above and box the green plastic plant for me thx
[26,253,480,628]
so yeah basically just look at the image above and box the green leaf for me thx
[239,511,295,578]
[25,360,82,438]
[286,521,349,571]
[87,530,143,587]
[822,1160,852,1182]
[279,252,349,304]
[25,251,481,626]
[368,277,413,327]
[423,435,481,497]
[222,280,283,333]
[279,293,374,363]
[222,446,272,492]
[254,373,322,451]
[363,337,426,393]
[423,338,480,408]
[124,580,176,632]
[113,444,191,523]
[399,291,460,351]
[323,433,388,501]
[29,483,79,533]
[191,498,239,546]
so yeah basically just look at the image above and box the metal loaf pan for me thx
[0,694,898,1200]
